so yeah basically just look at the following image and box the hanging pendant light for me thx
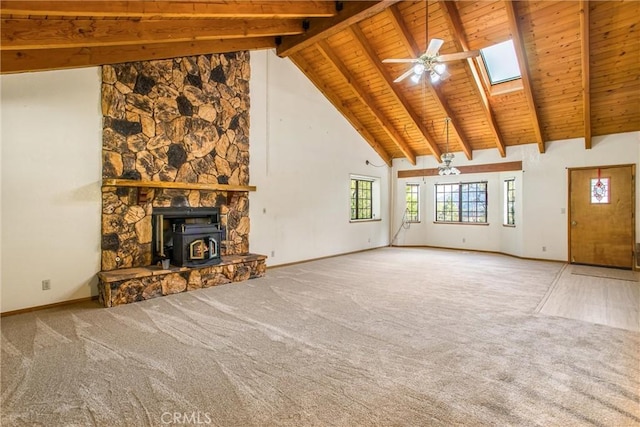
[438,117,460,176]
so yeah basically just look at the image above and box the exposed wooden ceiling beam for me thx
[0,1,337,18]
[290,53,393,166]
[349,25,442,162]
[276,0,400,58]
[387,5,420,55]
[1,18,302,50]
[442,1,507,158]
[580,0,592,149]
[387,6,473,161]
[1,37,275,74]
[317,40,416,165]
[504,0,545,154]
[398,160,523,178]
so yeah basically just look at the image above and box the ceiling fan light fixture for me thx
[437,118,461,176]
[383,2,480,84]
[434,63,446,75]
[441,152,455,162]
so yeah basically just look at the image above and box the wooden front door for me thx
[569,165,635,269]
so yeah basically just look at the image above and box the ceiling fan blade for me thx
[435,50,480,62]
[382,58,419,64]
[425,38,444,56]
[394,68,416,83]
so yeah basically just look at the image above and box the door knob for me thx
[571,220,577,226]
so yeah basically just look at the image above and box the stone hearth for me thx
[98,254,266,307]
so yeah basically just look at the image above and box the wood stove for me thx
[152,207,223,267]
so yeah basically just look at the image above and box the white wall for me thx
[1,53,634,311]
[392,132,640,261]
[0,50,391,311]
[1,68,103,312]
[249,50,390,266]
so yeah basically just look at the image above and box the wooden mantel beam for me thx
[0,1,337,19]
[102,179,256,192]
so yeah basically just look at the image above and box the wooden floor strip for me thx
[538,264,640,332]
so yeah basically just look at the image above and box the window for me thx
[435,182,487,223]
[504,179,515,225]
[405,184,420,222]
[591,177,610,204]
[480,39,521,85]
[350,174,381,221]
[351,178,373,220]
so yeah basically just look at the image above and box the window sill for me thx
[503,224,516,228]
[433,222,489,226]
[350,218,382,223]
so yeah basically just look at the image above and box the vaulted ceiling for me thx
[2,1,638,165]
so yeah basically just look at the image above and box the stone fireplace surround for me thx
[97,52,265,307]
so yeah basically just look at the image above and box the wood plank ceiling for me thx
[2,1,639,165]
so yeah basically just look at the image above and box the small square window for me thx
[591,178,610,204]
[406,184,420,222]
[504,179,515,225]
[480,40,521,85]
[351,178,373,219]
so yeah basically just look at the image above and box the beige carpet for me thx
[2,247,639,426]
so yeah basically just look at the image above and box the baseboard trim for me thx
[266,246,387,270]
[390,244,566,264]
[1,296,99,317]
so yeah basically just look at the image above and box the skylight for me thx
[480,40,521,85]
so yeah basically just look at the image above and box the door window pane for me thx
[591,177,610,204]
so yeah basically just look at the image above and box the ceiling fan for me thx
[382,2,479,84]
[383,39,479,84]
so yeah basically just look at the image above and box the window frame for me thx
[479,39,521,85]
[477,39,524,96]
[405,183,420,223]
[504,178,516,226]
[350,177,373,220]
[434,181,488,224]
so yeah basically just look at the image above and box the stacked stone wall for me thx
[101,52,251,271]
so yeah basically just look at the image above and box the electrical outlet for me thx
[271,250,275,257]
[462,238,466,243]
[42,279,51,290]
[542,246,547,252]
